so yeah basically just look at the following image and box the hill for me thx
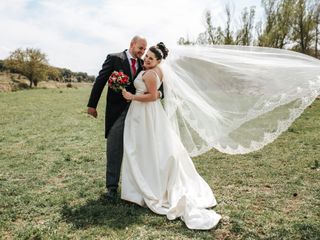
[0,71,93,92]
[0,58,95,92]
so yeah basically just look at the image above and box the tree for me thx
[4,48,49,87]
[196,32,210,45]
[177,37,193,45]
[258,0,280,47]
[75,72,89,82]
[259,0,278,45]
[258,0,296,49]
[87,75,95,82]
[205,11,215,44]
[255,20,263,46]
[176,0,319,59]
[314,2,320,57]
[202,10,225,45]
[214,26,225,45]
[235,6,256,45]
[224,5,234,45]
[47,66,62,81]
[292,0,316,54]
[60,68,73,82]
[0,59,6,71]
[276,0,295,48]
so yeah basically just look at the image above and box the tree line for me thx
[178,0,320,58]
[0,48,95,88]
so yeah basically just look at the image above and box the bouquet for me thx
[108,71,130,92]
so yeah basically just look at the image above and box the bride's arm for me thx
[122,71,158,102]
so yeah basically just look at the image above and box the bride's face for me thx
[143,50,160,69]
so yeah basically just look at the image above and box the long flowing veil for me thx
[161,45,320,156]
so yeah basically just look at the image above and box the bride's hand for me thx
[122,89,134,101]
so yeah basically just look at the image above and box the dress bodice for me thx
[134,70,162,95]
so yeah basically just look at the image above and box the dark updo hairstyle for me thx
[149,42,169,60]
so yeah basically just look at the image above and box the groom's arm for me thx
[87,54,114,110]
[158,83,164,99]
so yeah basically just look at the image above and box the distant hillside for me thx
[0,71,92,92]
[0,59,95,92]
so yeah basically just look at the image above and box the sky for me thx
[0,0,263,76]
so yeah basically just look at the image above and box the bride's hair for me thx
[150,42,169,60]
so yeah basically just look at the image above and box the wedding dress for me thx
[121,70,221,230]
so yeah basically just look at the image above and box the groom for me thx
[87,36,147,200]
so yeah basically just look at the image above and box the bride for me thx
[121,42,221,230]
[121,42,320,230]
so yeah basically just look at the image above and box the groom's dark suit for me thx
[87,50,143,190]
[87,50,143,137]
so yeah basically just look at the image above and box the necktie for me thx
[131,58,137,76]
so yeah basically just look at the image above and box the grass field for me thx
[0,88,319,239]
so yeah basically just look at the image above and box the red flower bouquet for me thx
[108,71,130,92]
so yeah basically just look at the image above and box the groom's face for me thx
[130,39,147,59]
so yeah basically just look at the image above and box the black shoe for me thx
[105,188,117,201]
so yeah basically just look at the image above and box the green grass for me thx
[0,88,319,239]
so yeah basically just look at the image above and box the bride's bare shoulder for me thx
[144,67,163,81]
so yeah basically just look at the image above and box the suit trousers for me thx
[106,105,129,190]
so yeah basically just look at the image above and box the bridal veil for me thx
[161,45,320,156]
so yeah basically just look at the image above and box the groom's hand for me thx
[87,107,98,118]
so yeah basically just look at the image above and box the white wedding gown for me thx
[121,70,221,230]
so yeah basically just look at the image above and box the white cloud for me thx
[0,0,263,75]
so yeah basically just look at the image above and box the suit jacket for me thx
[87,50,143,138]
